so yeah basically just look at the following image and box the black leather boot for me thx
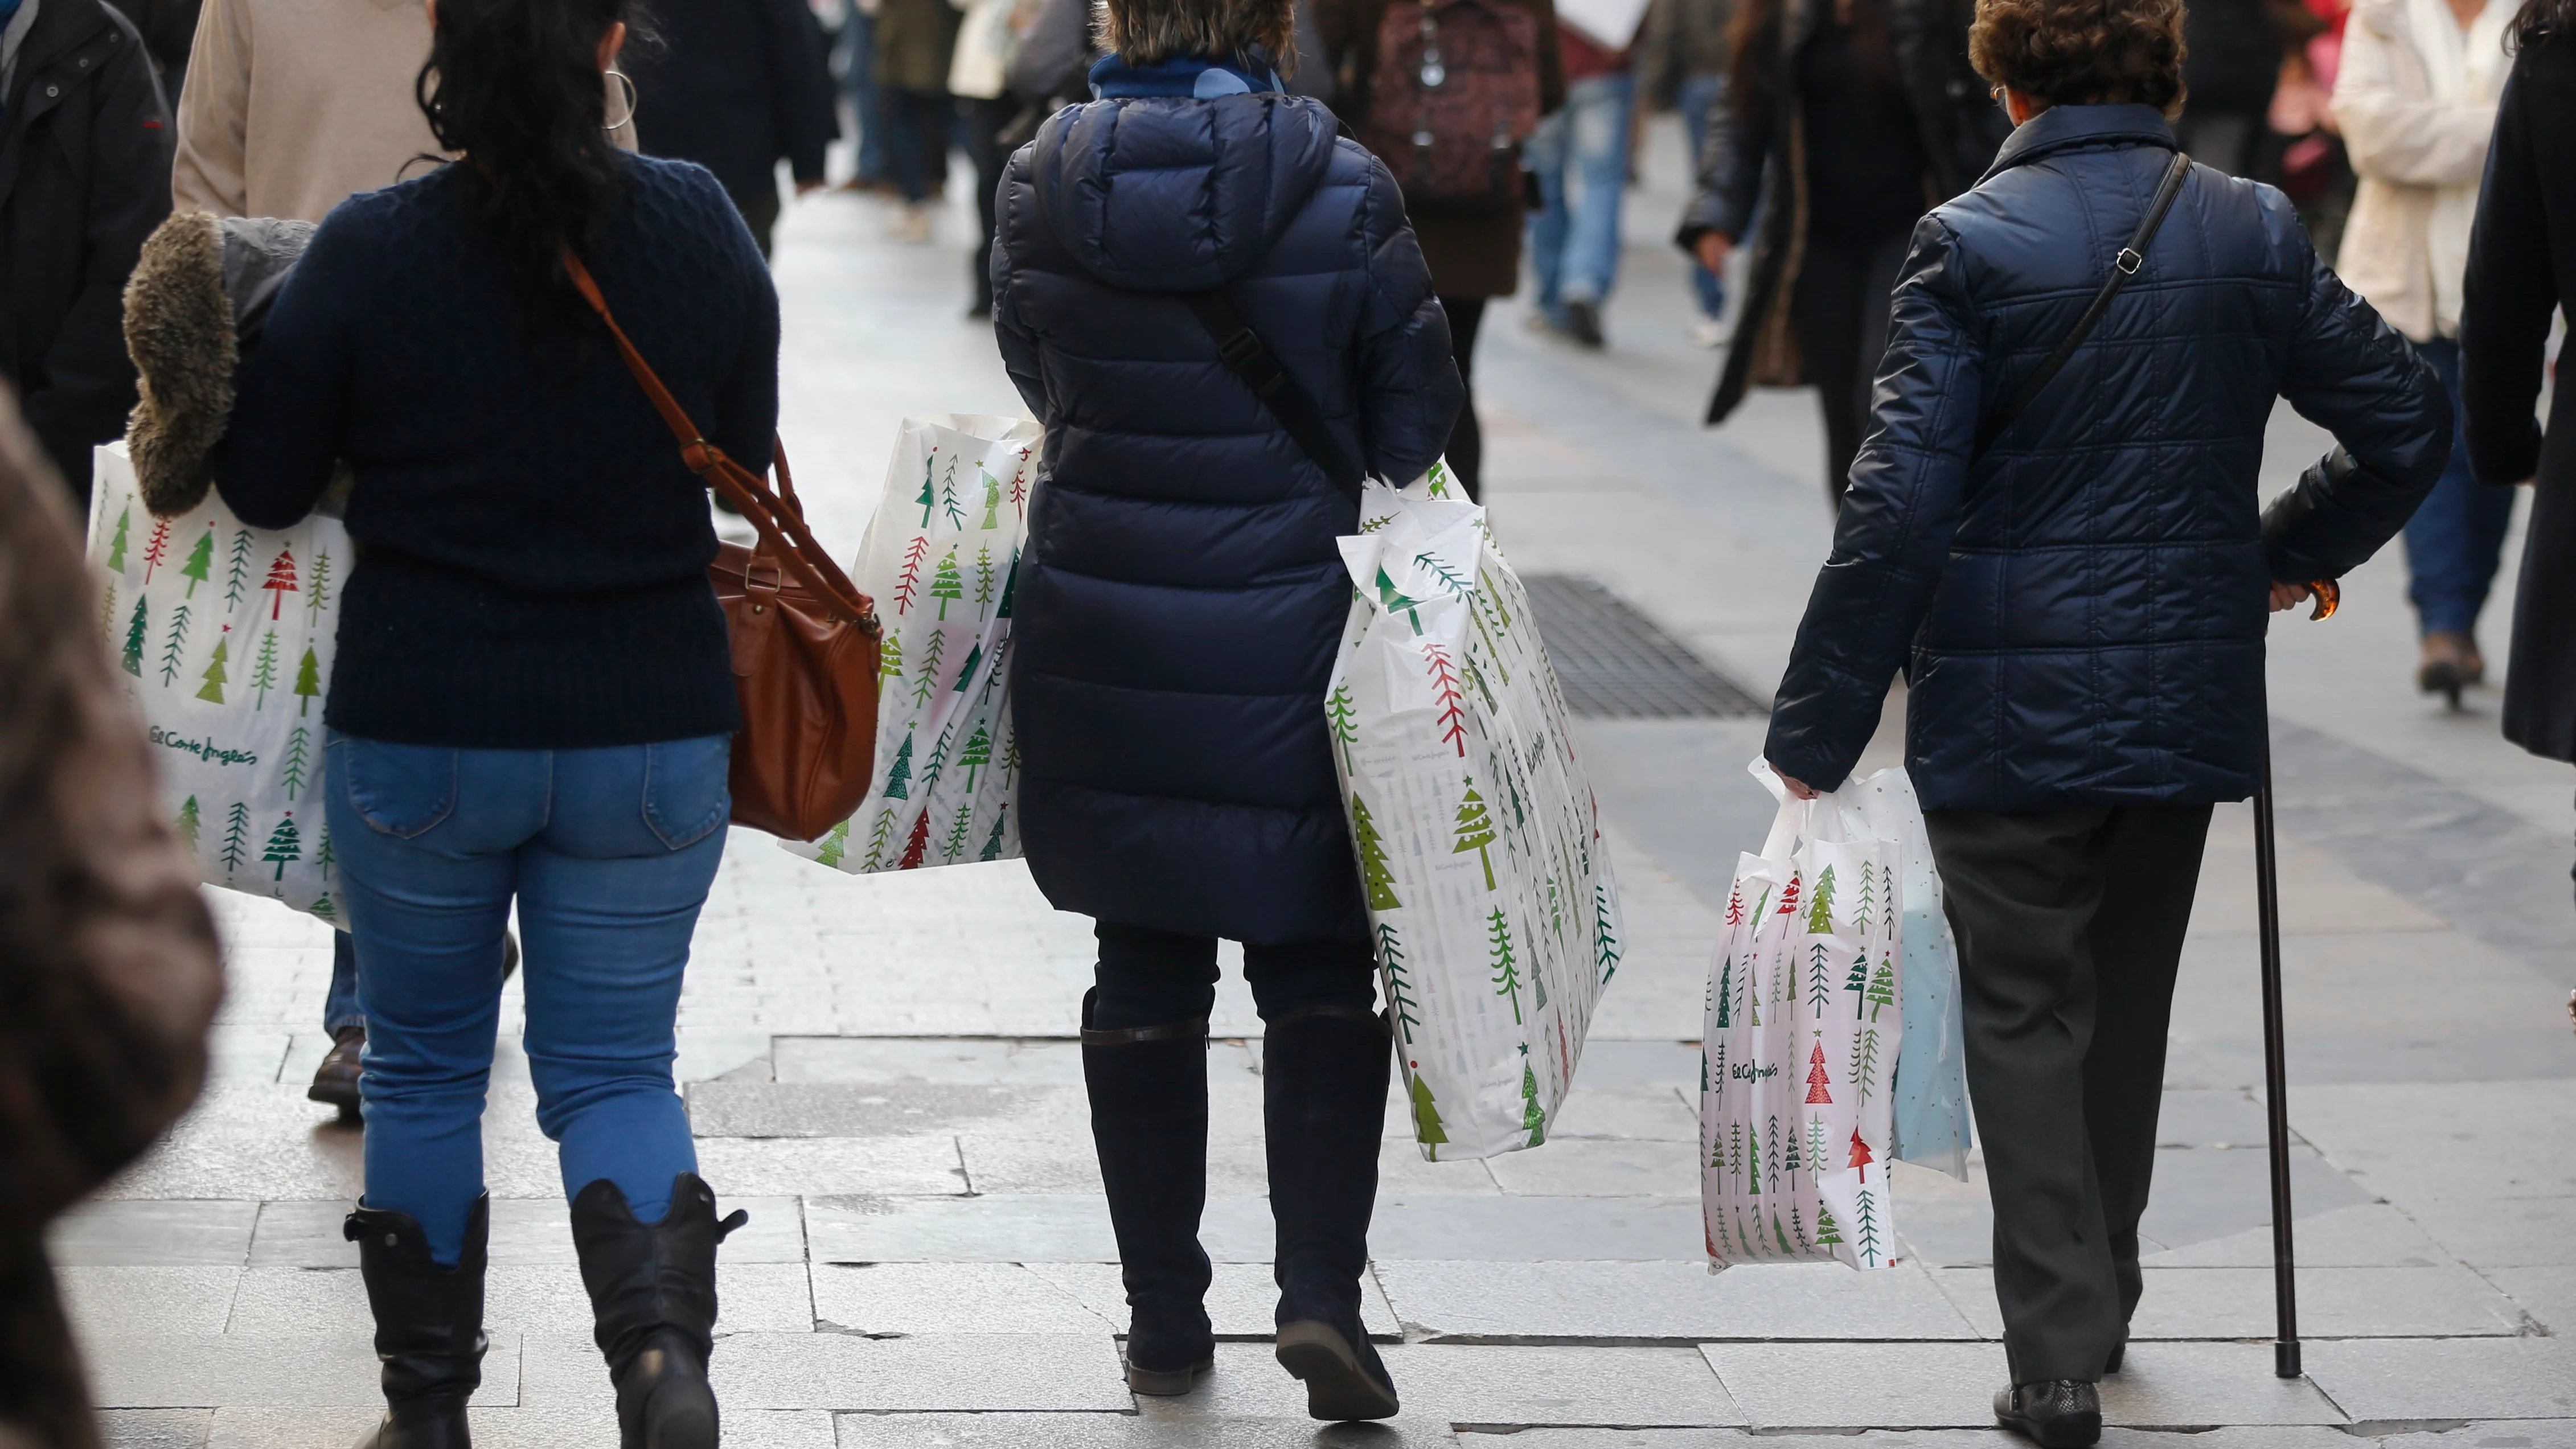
[1995,1379,2103,1447]
[1081,987,1216,1394]
[569,1173,746,1449]
[1264,1005,1399,1422]
[345,1195,488,1449]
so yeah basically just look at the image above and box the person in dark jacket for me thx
[1761,0,2447,1439]
[0,0,171,505]
[1677,0,2006,507]
[2460,0,2575,888]
[991,0,1460,1418]
[2175,0,2283,176]
[1638,0,1737,339]
[214,1,770,1444]
[627,0,839,257]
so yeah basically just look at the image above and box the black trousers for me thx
[1440,295,1487,502]
[884,87,953,203]
[1791,232,1910,508]
[1092,922,1379,1031]
[1923,801,2213,1385]
[959,95,1016,313]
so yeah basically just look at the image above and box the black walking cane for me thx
[2255,577,2337,1380]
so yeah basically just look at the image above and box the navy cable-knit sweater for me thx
[216,155,776,750]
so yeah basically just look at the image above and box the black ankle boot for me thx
[346,1195,488,1449]
[1995,1379,2103,1447]
[1264,1005,1399,1422]
[1081,987,1216,1394]
[569,1173,746,1449]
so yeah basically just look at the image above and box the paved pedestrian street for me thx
[59,129,2576,1447]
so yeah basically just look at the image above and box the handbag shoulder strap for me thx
[557,246,876,628]
[1972,150,2194,459]
[1180,289,1368,502]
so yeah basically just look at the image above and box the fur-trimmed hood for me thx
[122,211,315,518]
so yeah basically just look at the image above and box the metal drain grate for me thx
[1521,575,1767,719]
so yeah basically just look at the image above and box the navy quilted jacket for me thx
[1765,105,2449,812]
[992,84,1460,944]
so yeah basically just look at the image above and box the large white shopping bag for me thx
[86,442,347,924]
[1700,769,1907,1269]
[783,414,1041,874]
[1328,466,1626,1161]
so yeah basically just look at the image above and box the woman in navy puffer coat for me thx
[990,0,1459,1422]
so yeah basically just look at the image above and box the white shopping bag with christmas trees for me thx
[1701,770,1906,1269]
[783,414,1041,874]
[1327,465,1625,1161]
[85,442,347,924]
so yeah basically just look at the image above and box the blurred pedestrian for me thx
[1679,0,2004,506]
[1639,0,1737,343]
[625,0,839,257]
[878,0,959,238]
[1318,0,1564,498]
[100,0,197,93]
[212,0,772,1442]
[2175,0,2283,174]
[991,0,1460,1417]
[2459,0,2574,876]
[0,0,172,506]
[0,386,221,1449]
[1761,0,2447,1438]
[2333,0,2515,704]
[950,0,1017,313]
[1523,10,1632,347]
[840,0,893,187]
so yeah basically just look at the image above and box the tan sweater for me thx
[172,0,638,223]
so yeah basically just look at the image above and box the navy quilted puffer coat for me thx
[1765,105,2450,812]
[992,80,1461,945]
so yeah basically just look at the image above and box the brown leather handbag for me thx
[561,247,882,841]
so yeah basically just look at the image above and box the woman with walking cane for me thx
[1756,0,2451,1439]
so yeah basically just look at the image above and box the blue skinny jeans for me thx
[1676,72,1730,320]
[2402,337,2517,638]
[1525,72,1638,317]
[327,730,731,1266]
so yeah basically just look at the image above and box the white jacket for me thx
[2329,0,2509,342]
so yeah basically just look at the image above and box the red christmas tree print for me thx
[1425,643,1469,757]
[141,519,173,582]
[1777,875,1803,917]
[1804,1042,1833,1104]
[260,547,299,619]
[893,536,929,616]
[1724,886,1746,928]
[1848,1127,1874,1182]
[896,812,933,869]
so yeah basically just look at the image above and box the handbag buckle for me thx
[2115,247,2144,276]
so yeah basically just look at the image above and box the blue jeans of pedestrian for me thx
[325,931,362,1035]
[1525,72,1637,317]
[327,730,732,1267]
[2403,337,2517,637]
[1676,72,1729,320]
[842,0,889,182]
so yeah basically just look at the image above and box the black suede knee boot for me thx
[1264,1005,1399,1422]
[1081,987,1216,1394]
[569,1173,746,1449]
[346,1194,488,1449]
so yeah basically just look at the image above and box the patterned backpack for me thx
[1356,0,1544,209]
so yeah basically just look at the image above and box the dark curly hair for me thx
[2508,0,2572,50]
[1968,0,2188,115]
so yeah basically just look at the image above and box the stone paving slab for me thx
[2305,1337,2576,1421]
[1373,1259,1976,1342]
[51,1200,257,1266]
[1455,1431,2470,1448]
[686,1081,1078,1137]
[2139,1201,2454,1269]
[1481,1139,1702,1198]
[85,1332,522,1409]
[1143,1343,1745,1428]
[1701,1340,2347,1429]
[208,1261,816,1338]
[706,1332,1134,1411]
[695,1134,974,1196]
[2486,1264,2576,1336]
[1025,1262,1405,1341]
[1535,1085,1699,1141]
[1929,1263,2526,1340]
[831,1413,1462,1448]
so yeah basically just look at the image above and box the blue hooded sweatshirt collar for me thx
[1090,51,1282,100]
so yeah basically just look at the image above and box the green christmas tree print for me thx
[1852,1179,1883,1266]
[1352,792,1402,911]
[174,796,201,854]
[953,641,983,693]
[1852,865,1877,935]
[310,896,338,924]
[195,634,231,703]
[250,632,281,708]
[307,549,333,625]
[1000,729,1022,786]
[942,802,974,863]
[883,732,916,799]
[1374,568,1426,634]
[996,548,1019,618]
[1452,784,1498,889]
[862,808,900,869]
[281,726,311,801]
[1488,907,1523,1024]
[220,803,251,876]
[1727,1120,1744,1189]
[1410,1073,1447,1147]
[1744,1120,1762,1195]
[922,721,956,793]
[1774,1208,1795,1256]
[1784,1118,1804,1176]
[1595,885,1622,984]
[978,806,1010,863]
[294,646,322,715]
[916,455,937,526]
[1846,948,1871,1015]
[815,819,852,867]
[1807,941,1835,1017]
[879,630,904,700]
[1714,954,1734,1029]
[1867,957,1897,1020]
[224,529,255,610]
[929,549,965,619]
[105,504,132,573]
[979,466,1002,528]
[259,547,298,619]
[941,458,967,529]
[1413,548,1471,597]
[1326,683,1359,773]
[974,544,996,606]
[1520,1052,1547,1146]
[1808,1118,1830,1179]
[959,725,994,792]
[1814,1206,1843,1248]
[179,525,215,597]
[913,630,949,707]
[263,814,302,879]
[1850,1028,1882,1105]
[1379,922,1419,1041]
[140,518,171,582]
[314,825,334,881]
[121,596,147,676]
[1806,864,1836,933]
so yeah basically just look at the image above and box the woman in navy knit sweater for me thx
[214,2,768,1444]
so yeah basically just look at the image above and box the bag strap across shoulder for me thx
[1972,150,2194,459]
[1180,289,1368,502]
[558,245,876,629]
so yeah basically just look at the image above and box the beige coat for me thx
[172,0,638,223]
[2329,0,2509,342]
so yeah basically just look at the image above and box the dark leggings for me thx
[884,87,954,204]
[1092,922,1379,1031]
[960,95,1016,311]
[1441,295,1486,502]
[1791,232,1911,507]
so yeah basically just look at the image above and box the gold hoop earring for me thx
[605,68,638,130]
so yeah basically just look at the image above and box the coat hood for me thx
[1026,91,1343,293]
[122,211,314,518]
